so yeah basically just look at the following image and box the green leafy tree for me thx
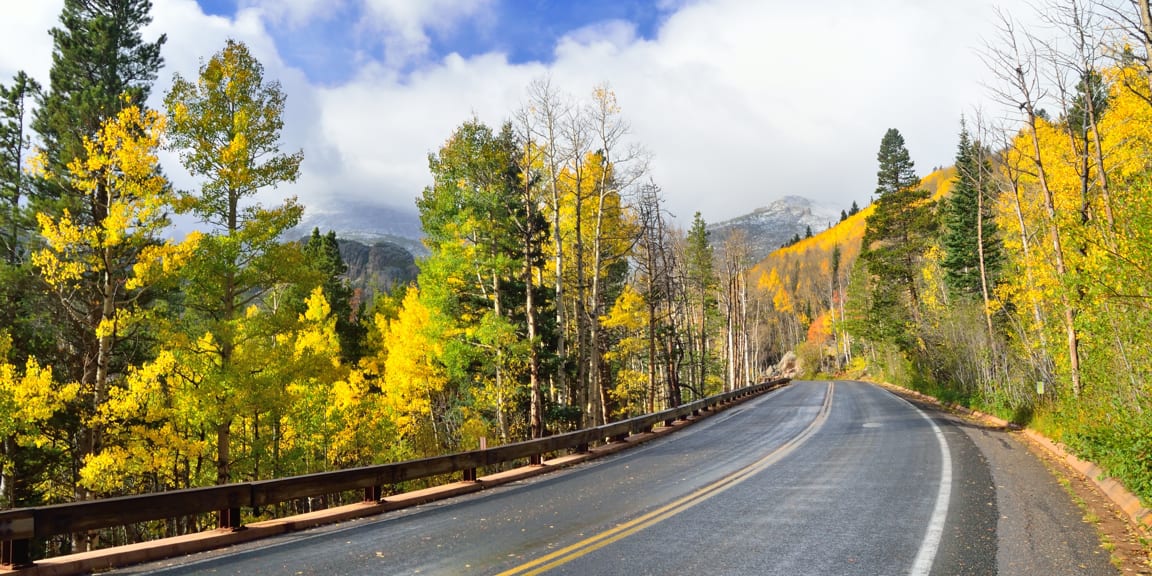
[875,128,919,197]
[163,39,305,485]
[415,119,549,443]
[684,212,716,394]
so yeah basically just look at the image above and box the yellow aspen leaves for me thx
[0,334,78,446]
[33,104,175,297]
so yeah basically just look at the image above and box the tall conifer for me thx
[875,128,919,197]
[33,0,166,210]
[941,122,1002,296]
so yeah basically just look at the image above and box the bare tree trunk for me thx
[1140,0,1152,85]
[216,419,231,486]
[525,215,543,439]
[725,283,735,392]
[974,143,996,343]
[739,270,749,385]
[1021,98,1082,396]
[528,79,572,408]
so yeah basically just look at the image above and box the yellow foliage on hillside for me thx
[751,167,955,335]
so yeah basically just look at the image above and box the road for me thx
[121,381,1116,575]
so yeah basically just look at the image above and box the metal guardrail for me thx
[0,378,789,569]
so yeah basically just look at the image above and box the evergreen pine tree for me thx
[849,200,860,216]
[941,122,1002,296]
[0,72,39,265]
[305,229,366,362]
[19,0,167,501]
[685,212,716,391]
[875,128,919,197]
[33,0,166,210]
[861,129,935,347]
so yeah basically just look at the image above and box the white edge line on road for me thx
[904,395,953,576]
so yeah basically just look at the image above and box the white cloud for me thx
[560,20,639,52]
[310,0,1040,223]
[360,0,497,68]
[241,0,345,28]
[2,0,1042,230]
[0,3,61,86]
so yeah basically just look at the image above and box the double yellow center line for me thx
[497,382,835,576]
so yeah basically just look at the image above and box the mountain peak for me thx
[708,196,841,263]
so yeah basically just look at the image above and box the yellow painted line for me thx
[496,382,835,576]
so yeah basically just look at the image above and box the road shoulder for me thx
[954,418,1117,575]
[875,383,1132,575]
[1012,429,1152,575]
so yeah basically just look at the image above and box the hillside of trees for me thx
[0,0,768,555]
[751,167,955,367]
[753,1,1152,505]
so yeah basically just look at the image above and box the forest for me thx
[0,0,759,551]
[757,0,1152,505]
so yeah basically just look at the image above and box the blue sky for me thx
[195,0,669,84]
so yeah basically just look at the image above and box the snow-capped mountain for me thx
[708,196,843,263]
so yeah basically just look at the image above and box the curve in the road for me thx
[495,381,834,576]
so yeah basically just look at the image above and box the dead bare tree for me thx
[525,77,573,409]
[983,10,1083,396]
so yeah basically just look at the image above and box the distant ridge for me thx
[708,196,841,263]
[337,238,419,303]
[295,201,428,256]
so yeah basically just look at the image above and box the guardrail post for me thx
[575,442,589,454]
[1,538,32,569]
[364,485,383,501]
[529,454,543,466]
[217,507,243,531]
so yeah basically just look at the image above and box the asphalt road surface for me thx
[121,381,1116,575]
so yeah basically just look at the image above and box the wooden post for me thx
[217,507,243,531]
[1,538,32,569]
[364,485,383,502]
[464,437,487,480]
